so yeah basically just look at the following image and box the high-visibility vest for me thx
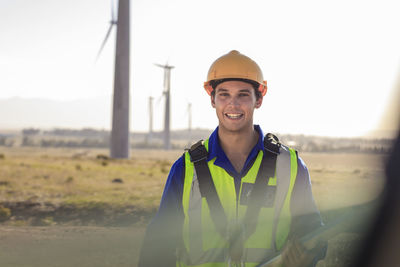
[177,138,298,267]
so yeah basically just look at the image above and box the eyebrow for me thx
[216,88,252,93]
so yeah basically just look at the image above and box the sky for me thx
[0,0,399,137]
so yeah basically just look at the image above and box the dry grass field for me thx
[0,147,387,267]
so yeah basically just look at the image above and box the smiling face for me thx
[211,80,263,134]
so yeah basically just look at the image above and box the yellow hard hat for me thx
[204,50,267,96]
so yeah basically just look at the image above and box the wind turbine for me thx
[97,0,130,158]
[155,63,174,150]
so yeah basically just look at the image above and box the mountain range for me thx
[0,96,111,130]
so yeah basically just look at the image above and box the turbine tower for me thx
[148,96,154,142]
[155,63,174,150]
[97,0,130,158]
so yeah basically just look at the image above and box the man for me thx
[139,50,325,267]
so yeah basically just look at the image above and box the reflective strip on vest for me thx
[179,140,298,266]
[273,147,298,251]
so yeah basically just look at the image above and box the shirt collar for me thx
[207,125,265,177]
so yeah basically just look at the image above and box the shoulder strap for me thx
[188,140,228,238]
[250,133,280,204]
[243,133,280,239]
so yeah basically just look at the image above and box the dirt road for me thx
[0,225,146,267]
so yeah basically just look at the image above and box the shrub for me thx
[0,181,9,186]
[0,205,11,222]
[96,154,109,160]
[112,178,124,183]
[41,216,55,226]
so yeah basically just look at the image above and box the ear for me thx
[211,94,216,108]
[255,95,263,109]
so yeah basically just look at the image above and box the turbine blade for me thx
[154,63,164,68]
[96,24,114,60]
[156,95,163,106]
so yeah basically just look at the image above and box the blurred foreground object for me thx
[353,128,400,267]
[353,72,400,266]
[257,200,378,267]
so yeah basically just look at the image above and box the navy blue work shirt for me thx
[138,125,324,267]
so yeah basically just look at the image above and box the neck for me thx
[218,125,259,172]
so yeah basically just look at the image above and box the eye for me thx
[239,92,250,97]
[218,92,229,97]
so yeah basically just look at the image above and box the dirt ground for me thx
[0,149,387,266]
[0,225,363,267]
[0,225,146,267]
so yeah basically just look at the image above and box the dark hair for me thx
[209,78,262,100]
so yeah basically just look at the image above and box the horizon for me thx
[1,124,397,140]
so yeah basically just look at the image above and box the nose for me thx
[228,96,240,106]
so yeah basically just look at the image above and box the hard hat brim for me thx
[203,79,267,96]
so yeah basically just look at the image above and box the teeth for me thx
[226,113,242,119]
